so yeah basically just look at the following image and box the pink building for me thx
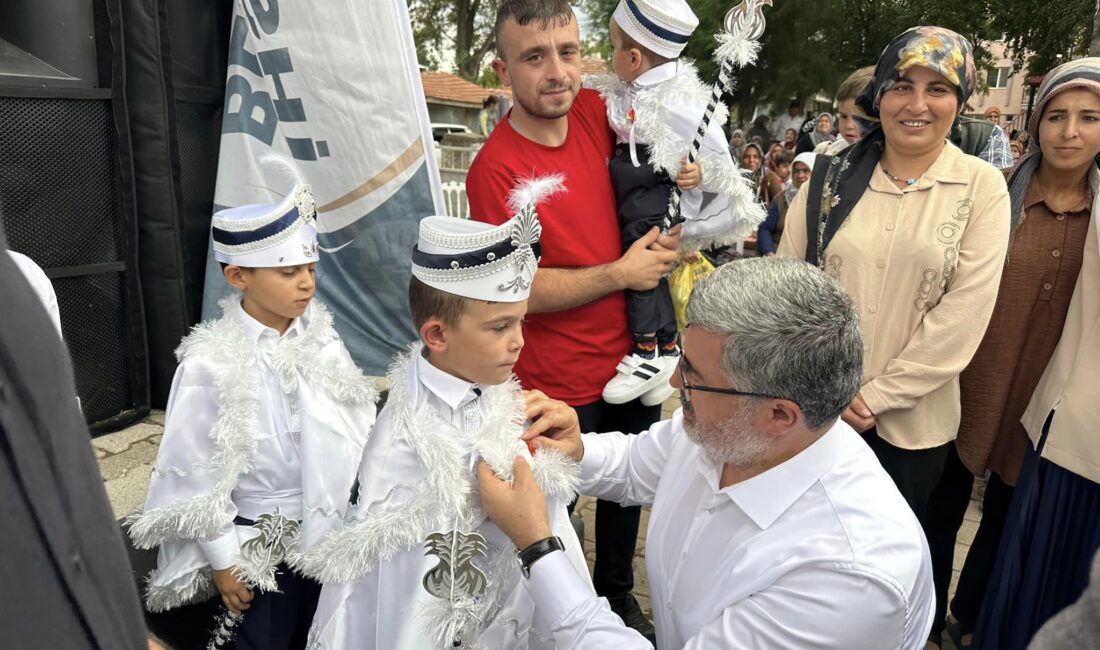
[967,41,1034,135]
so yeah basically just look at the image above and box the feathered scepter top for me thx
[665,0,772,229]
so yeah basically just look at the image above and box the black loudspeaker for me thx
[0,0,149,433]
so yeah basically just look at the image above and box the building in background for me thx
[968,40,1032,135]
[420,70,508,132]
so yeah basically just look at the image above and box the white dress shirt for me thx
[524,410,935,649]
[771,112,804,142]
[195,304,307,568]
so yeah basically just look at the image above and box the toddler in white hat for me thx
[591,0,765,406]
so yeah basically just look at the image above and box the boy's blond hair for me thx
[836,66,874,103]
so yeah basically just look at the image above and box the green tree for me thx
[992,0,1095,75]
[579,0,998,125]
[410,0,500,81]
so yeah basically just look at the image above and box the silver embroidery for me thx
[422,530,489,600]
[496,206,542,293]
[239,512,300,570]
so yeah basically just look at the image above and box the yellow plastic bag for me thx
[670,255,715,331]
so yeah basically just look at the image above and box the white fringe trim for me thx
[714,32,761,69]
[127,295,377,605]
[143,568,217,613]
[295,343,578,589]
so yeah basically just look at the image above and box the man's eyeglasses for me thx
[677,363,798,407]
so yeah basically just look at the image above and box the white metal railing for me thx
[440,181,470,219]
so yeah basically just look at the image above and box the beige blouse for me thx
[1021,168,1100,483]
[779,143,1010,450]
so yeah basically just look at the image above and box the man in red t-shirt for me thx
[465,0,681,638]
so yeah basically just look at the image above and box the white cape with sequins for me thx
[301,344,591,649]
[126,297,377,612]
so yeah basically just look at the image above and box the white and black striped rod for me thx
[665,0,772,229]
[206,608,244,649]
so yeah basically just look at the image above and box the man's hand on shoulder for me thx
[477,458,553,550]
[522,390,584,462]
[612,227,678,291]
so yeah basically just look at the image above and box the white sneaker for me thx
[640,352,680,406]
[640,379,676,406]
[603,353,676,405]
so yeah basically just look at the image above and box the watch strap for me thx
[517,536,564,577]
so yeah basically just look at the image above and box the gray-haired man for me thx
[478,257,935,649]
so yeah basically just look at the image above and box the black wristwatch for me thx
[517,536,564,578]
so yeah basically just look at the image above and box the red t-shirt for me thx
[466,88,629,406]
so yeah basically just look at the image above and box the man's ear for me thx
[629,48,644,73]
[224,265,248,291]
[420,318,449,354]
[760,399,801,438]
[492,58,511,88]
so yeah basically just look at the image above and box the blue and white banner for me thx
[201,0,443,374]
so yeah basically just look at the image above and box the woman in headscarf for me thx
[795,112,836,154]
[777,27,1010,529]
[971,58,1100,650]
[757,151,815,255]
[923,56,1100,650]
[763,141,785,173]
[741,142,781,207]
[782,127,798,152]
[729,128,746,162]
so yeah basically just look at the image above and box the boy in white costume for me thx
[593,0,765,406]
[301,177,590,649]
[126,160,377,649]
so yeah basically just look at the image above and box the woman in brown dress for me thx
[924,57,1100,649]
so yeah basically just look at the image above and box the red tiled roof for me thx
[420,70,509,106]
[420,59,608,106]
[581,57,610,75]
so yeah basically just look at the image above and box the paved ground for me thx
[98,398,982,648]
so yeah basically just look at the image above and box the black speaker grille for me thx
[54,272,134,421]
[0,95,142,428]
[0,96,123,266]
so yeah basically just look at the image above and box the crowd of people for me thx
[2,1,1099,649]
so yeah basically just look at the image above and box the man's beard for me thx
[514,82,574,120]
[682,396,774,468]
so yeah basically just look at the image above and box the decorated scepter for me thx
[665,0,772,229]
[205,513,300,649]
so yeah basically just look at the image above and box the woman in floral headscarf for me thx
[777,27,1010,532]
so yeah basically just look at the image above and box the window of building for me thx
[987,66,1011,89]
